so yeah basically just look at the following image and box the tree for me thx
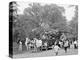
[69,5,78,38]
[23,3,66,29]
[13,3,68,42]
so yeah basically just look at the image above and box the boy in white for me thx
[54,44,60,55]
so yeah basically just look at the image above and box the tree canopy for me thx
[12,3,78,42]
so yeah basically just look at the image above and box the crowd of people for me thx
[17,30,78,55]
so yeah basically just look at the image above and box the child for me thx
[54,44,60,55]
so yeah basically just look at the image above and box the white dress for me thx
[18,41,22,51]
[54,45,59,52]
[36,40,42,47]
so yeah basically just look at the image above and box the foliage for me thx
[69,5,78,38]
[12,3,78,42]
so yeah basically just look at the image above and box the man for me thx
[64,40,69,53]
[59,41,63,48]
[74,40,78,49]
[44,42,48,50]
[25,37,30,51]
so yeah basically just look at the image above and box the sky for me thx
[17,2,76,22]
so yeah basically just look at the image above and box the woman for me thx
[25,37,30,51]
[18,41,22,52]
[35,38,42,52]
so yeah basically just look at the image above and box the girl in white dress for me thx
[54,44,60,55]
[18,41,22,52]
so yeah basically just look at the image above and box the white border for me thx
[0,0,80,60]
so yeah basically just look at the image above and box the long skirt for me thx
[18,44,22,52]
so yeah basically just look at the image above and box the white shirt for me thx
[36,39,42,47]
[54,45,59,52]
[74,41,77,44]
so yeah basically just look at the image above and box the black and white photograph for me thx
[9,1,78,58]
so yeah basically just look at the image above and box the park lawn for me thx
[13,42,27,55]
